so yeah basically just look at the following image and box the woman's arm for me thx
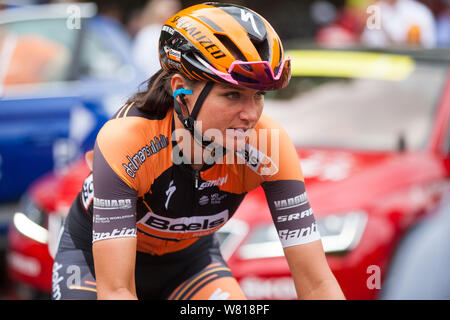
[284,240,345,300]
[93,237,138,300]
[254,118,344,299]
[90,129,142,299]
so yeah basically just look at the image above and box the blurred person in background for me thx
[132,0,181,78]
[436,0,450,47]
[360,0,437,48]
[314,0,370,47]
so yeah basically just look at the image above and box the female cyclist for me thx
[52,2,345,300]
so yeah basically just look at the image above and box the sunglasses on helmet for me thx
[207,58,291,91]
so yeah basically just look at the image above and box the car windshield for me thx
[264,51,448,151]
[0,19,77,88]
[0,15,129,95]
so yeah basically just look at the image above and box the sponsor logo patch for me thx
[198,175,228,190]
[81,174,94,210]
[93,197,132,210]
[199,195,209,206]
[92,227,137,242]
[278,222,318,241]
[235,144,278,176]
[276,208,313,222]
[273,192,308,211]
[138,210,229,240]
[168,48,181,62]
[122,134,169,178]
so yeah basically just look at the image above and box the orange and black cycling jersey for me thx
[74,102,320,256]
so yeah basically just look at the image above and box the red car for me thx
[5,49,450,299]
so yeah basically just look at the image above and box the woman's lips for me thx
[225,128,254,144]
[228,127,250,137]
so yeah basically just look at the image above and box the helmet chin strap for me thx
[173,82,216,150]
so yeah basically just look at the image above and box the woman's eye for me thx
[225,92,240,99]
[255,91,266,99]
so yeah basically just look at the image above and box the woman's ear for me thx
[171,74,193,111]
[170,74,187,98]
[170,74,193,118]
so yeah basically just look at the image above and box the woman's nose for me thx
[239,98,260,123]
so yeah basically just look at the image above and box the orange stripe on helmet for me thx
[202,72,219,82]
[180,62,201,81]
[191,70,205,80]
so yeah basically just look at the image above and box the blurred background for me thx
[0,0,449,300]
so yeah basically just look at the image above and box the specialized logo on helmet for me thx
[218,5,267,42]
[159,3,288,89]
[239,9,262,37]
[169,16,226,59]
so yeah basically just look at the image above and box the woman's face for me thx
[186,81,266,151]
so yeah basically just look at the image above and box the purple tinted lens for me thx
[229,59,291,90]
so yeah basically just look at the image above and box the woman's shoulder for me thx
[95,106,173,173]
[255,112,284,130]
[252,113,291,144]
[96,117,148,151]
[95,107,173,194]
[97,106,173,147]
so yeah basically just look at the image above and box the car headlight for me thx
[237,211,368,260]
[318,211,368,253]
[13,195,49,244]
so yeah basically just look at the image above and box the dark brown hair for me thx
[127,68,174,118]
[128,68,199,118]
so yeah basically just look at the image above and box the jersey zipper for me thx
[194,170,200,189]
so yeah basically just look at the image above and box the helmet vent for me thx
[250,37,270,62]
[214,33,247,62]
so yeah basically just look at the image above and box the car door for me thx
[0,12,84,202]
[0,4,145,203]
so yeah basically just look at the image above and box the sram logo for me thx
[276,208,313,222]
[138,210,229,234]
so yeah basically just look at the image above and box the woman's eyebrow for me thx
[219,84,246,91]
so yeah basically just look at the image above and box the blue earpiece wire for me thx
[173,88,193,99]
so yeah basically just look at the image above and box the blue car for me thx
[0,2,146,203]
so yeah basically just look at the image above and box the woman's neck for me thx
[172,110,205,170]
